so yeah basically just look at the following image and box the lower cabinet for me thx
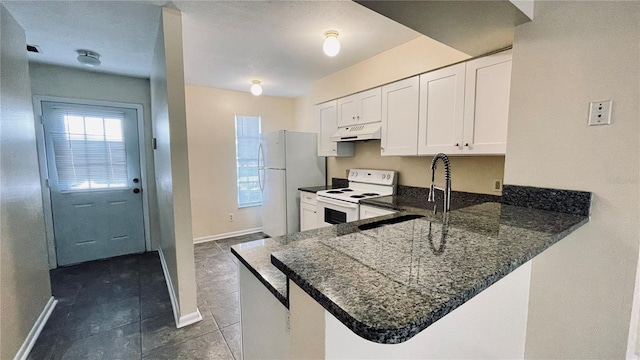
[359,204,396,220]
[300,191,318,231]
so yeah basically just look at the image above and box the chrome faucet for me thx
[428,153,451,212]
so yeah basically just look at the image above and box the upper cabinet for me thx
[337,87,382,127]
[381,76,419,156]
[418,63,466,155]
[316,100,355,157]
[462,50,512,154]
[418,50,512,156]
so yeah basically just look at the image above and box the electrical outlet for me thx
[588,100,612,126]
[228,213,234,222]
[493,179,503,192]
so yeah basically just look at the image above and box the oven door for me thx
[316,196,359,228]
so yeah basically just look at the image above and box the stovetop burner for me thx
[362,193,379,196]
[350,195,365,199]
[340,188,353,192]
[326,190,343,194]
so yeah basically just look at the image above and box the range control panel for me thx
[348,169,397,185]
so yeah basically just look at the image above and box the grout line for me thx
[219,325,238,360]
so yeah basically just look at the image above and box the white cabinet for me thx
[418,63,466,155]
[300,191,318,231]
[381,76,420,156]
[359,204,397,220]
[418,50,512,156]
[337,87,382,127]
[462,50,512,154]
[316,100,354,157]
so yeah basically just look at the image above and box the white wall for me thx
[150,7,199,326]
[185,85,295,240]
[0,4,52,359]
[503,1,640,357]
[28,63,160,251]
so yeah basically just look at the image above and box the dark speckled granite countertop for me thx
[231,186,590,344]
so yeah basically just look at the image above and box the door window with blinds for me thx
[48,107,128,191]
[235,115,262,207]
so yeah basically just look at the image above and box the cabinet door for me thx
[463,50,512,154]
[418,63,465,156]
[381,76,419,156]
[317,101,338,156]
[300,202,317,231]
[359,205,396,220]
[357,87,382,125]
[337,94,358,127]
[317,101,355,157]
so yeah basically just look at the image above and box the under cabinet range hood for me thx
[331,123,381,142]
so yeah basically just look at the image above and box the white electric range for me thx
[316,169,397,227]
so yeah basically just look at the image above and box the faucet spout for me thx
[428,153,452,212]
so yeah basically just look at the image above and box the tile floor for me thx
[28,232,268,360]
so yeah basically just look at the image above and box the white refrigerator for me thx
[258,130,326,237]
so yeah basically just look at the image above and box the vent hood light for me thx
[330,123,381,142]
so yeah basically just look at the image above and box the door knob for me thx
[133,188,141,194]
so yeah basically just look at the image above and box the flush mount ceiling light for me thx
[76,49,101,67]
[323,30,340,57]
[250,80,263,96]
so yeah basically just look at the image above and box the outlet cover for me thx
[588,100,612,126]
[493,179,503,192]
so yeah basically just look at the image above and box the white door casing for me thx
[41,100,146,266]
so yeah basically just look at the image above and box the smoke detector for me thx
[76,49,101,67]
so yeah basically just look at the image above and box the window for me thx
[51,111,128,191]
[235,115,262,207]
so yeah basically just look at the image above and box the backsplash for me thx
[327,140,505,195]
[502,185,592,217]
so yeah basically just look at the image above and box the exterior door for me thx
[41,101,145,266]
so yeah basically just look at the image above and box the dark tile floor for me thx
[28,232,267,360]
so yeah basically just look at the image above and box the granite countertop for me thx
[231,186,590,344]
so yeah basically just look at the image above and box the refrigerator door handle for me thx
[258,168,264,193]
[257,143,265,193]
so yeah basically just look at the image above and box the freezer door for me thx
[261,130,286,169]
[261,169,287,237]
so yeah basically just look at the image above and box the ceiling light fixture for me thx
[76,49,101,67]
[250,80,263,96]
[323,30,340,57]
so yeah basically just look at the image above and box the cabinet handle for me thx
[352,116,355,120]
[357,116,360,119]
[381,147,385,152]
[465,143,469,147]
[455,143,459,147]
[332,149,336,151]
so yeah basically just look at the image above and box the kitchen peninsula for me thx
[231,185,591,359]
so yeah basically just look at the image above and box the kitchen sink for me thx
[358,214,425,231]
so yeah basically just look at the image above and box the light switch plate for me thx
[588,100,612,126]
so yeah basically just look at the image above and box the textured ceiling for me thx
[3,1,422,98]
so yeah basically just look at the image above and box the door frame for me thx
[32,95,152,269]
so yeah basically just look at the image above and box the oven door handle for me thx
[316,196,359,209]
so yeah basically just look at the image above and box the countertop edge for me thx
[270,216,589,344]
[231,247,289,308]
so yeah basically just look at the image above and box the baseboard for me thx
[14,296,57,360]
[157,248,203,329]
[193,227,263,244]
